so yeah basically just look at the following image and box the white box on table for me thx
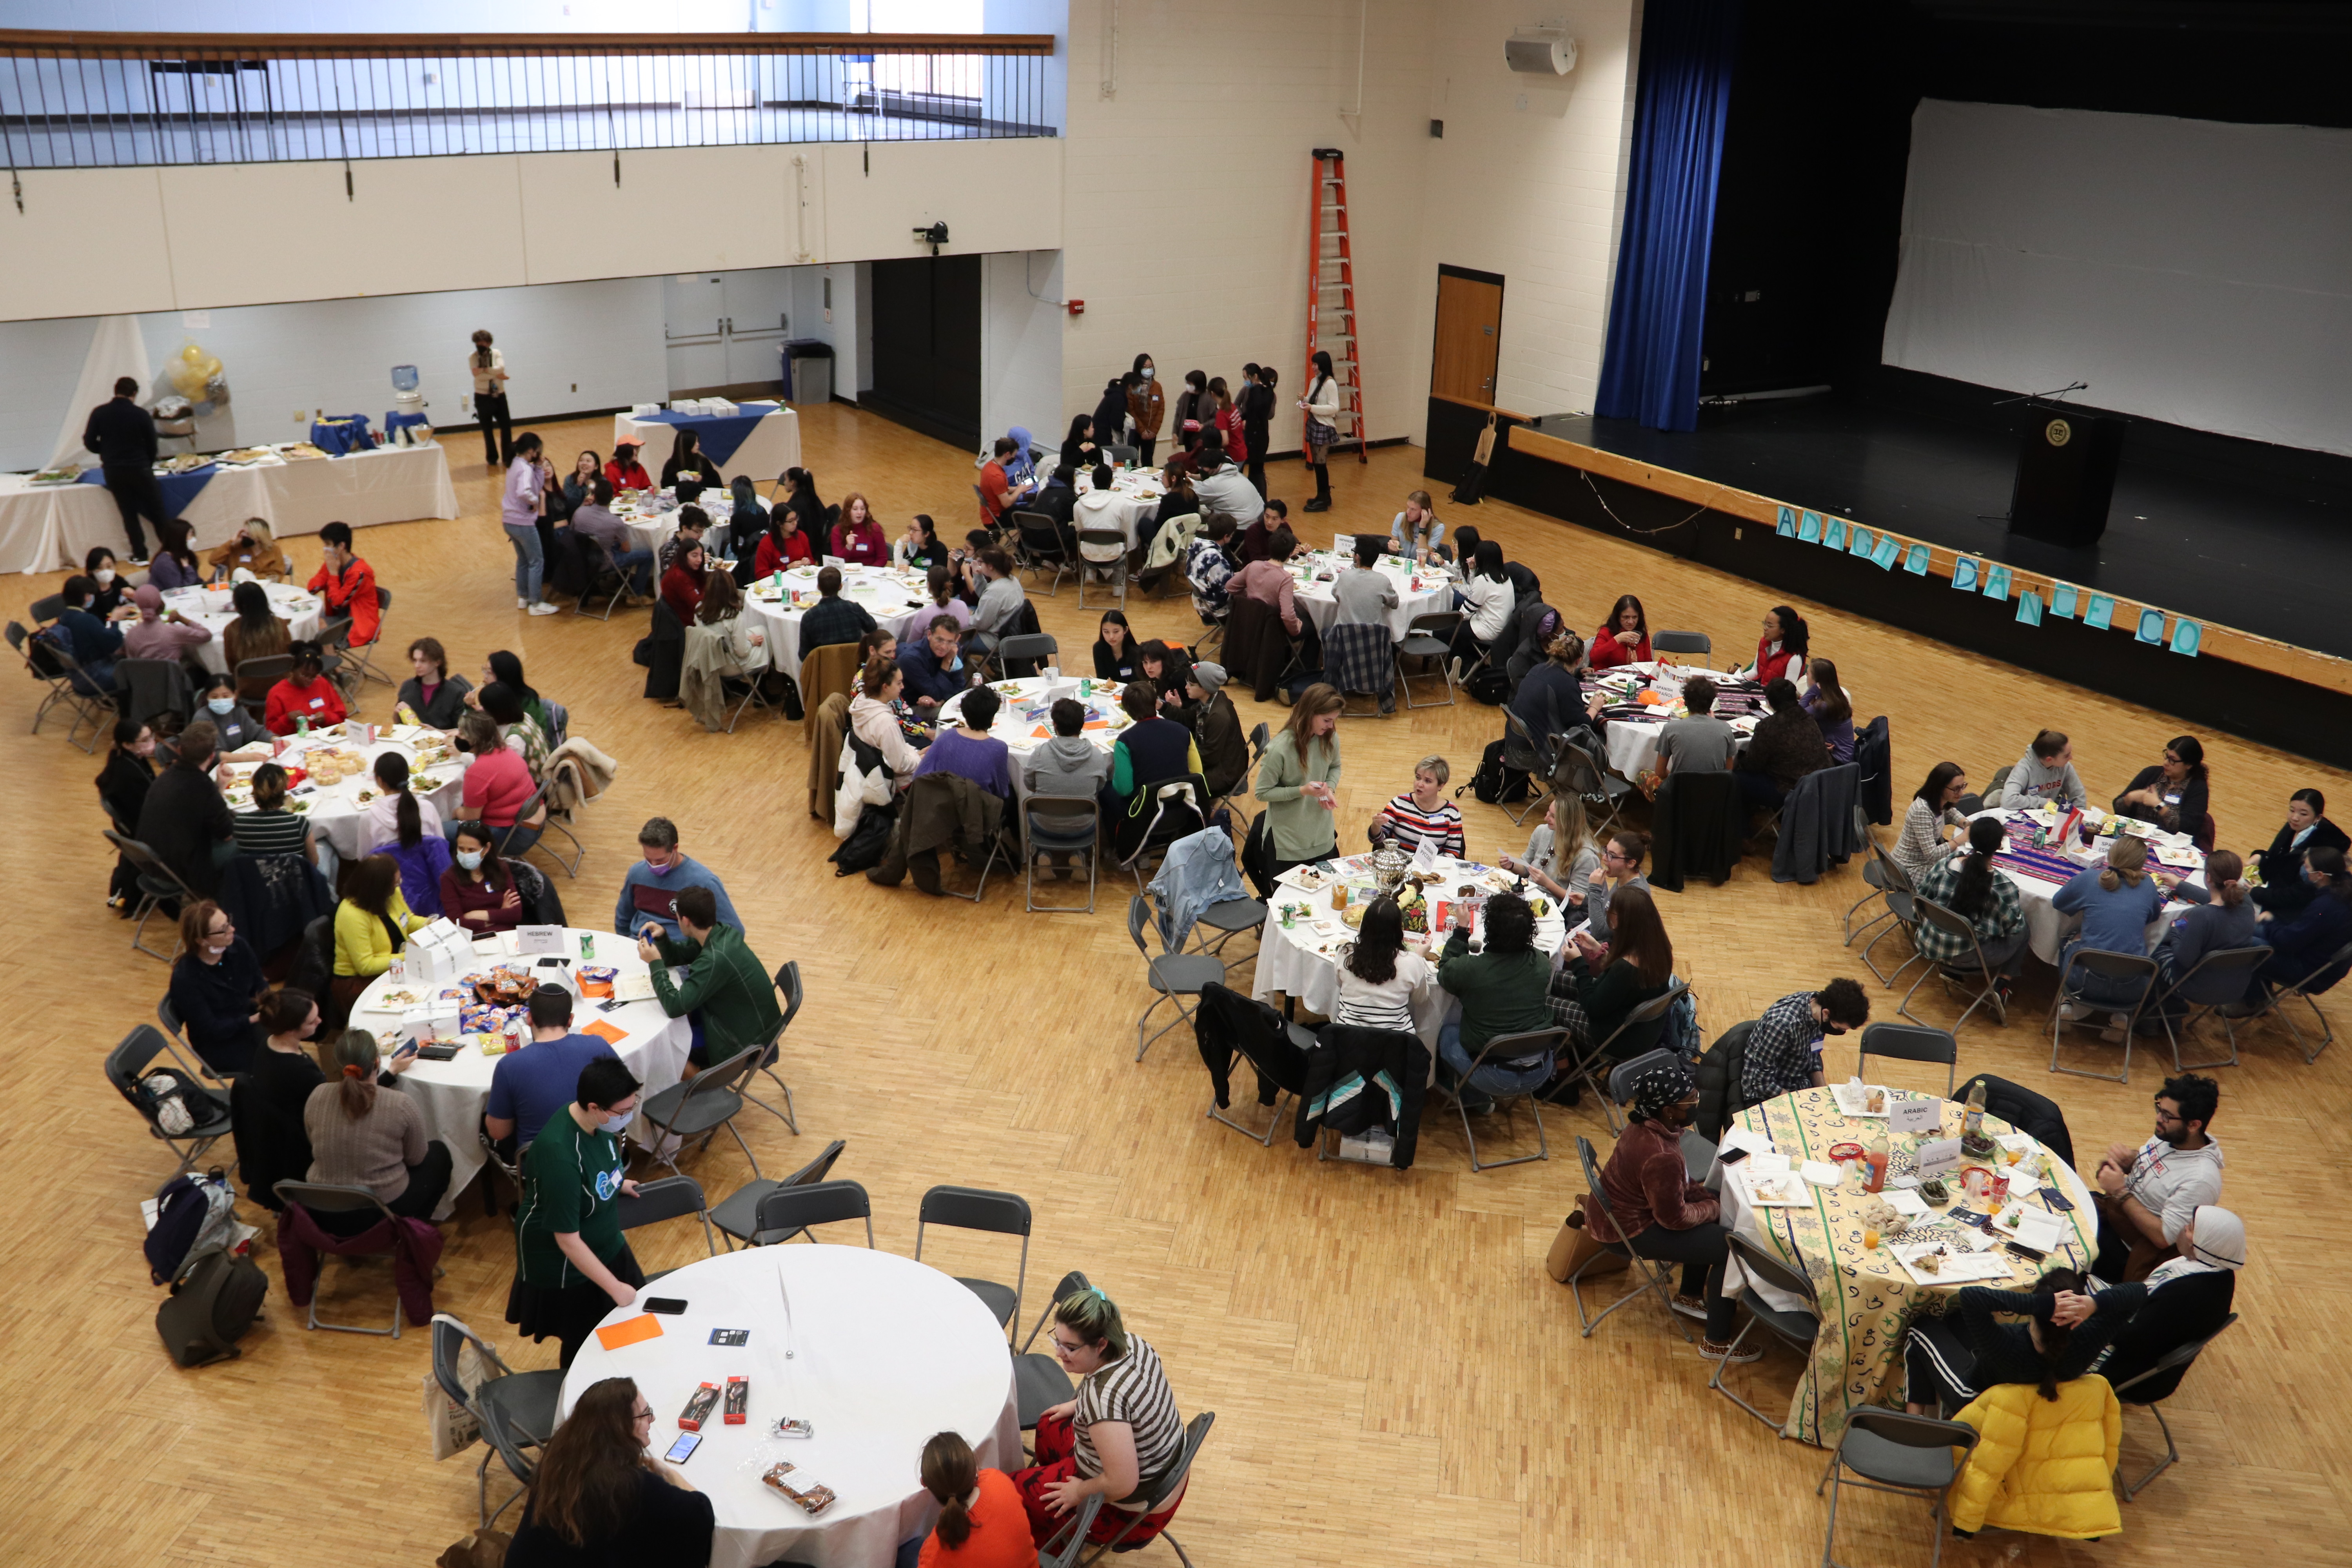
[406,918,473,984]
[401,999,461,1043]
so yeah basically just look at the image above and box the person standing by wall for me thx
[1127,354,1165,468]
[1299,351,1340,513]
[82,375,161,563]
[469,329,512,470]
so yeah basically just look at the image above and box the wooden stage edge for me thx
[1506,424,2352,701]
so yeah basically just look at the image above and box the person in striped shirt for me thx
[1369,755,1466,859]
[230,760,327,876]
[1014,1288,1189,1550]
[1333,895,1435,1035]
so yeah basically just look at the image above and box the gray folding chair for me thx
[915,1185,1032,1336]
[1606,1046,1717,1180]
[1896,897,2008,1033]
[271,1180,410,1336]
[2113,1313,2237,1500]
[477,1126,524,1218]
[1127,894,1225,1062]
[1039,1498,1104,1568]
[616,1174,718,1281]
[1856,1022,1958,1096]
[572,534,631,621]
[106,829,200,962]
[348,585,396,686]
[1189,890,1268,971]
[154,995,236,1089]
[1652,629,1710,656]
[1551,734,1636,840]
[631,1045,766,1180]
[1015,1270,1094,1432]
[2219,939,2352,1065]
[2153,947,2272,1071]
[1055,1411,1214,1568]
[748,1178,874,1247]
[1559,983,1690,1132]
[997,631,1060,677]
[1103,443,1138,465]
[1076,526,1128,607]
[710,1137,846,1249]
[1857,840,1925,986]
[1446,1025,1566,1170]
[1395,610,1462,708]
[1013,512,1072,595]
[2049,947,2161,1083]
[1025,797,1102,914]
[1567,1135,1694,1343]
[11,618,110,746]
[1497,709,1554,828]
[106,1024,232,1177]
[431,1312,564,1529]
[234,653,293,723]
[741,960,803,1133]
[1842,806,1890,941]
[500,781,583,879]
[1817,1407,1979,1568]
[1711,1232,1822,1428]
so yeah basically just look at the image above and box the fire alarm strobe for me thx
[1067,299,1086,317]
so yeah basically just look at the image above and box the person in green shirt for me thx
[1254,684,1344,875]
[508,1055,646,1368]
[635,884,782,1076]
[1435,891,1556,1111]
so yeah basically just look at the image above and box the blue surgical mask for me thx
[207,697,236,715]
[456,850,485,871]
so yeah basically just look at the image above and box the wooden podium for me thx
[2007,405,2124,548]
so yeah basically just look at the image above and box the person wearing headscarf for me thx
[2070,1203,2243,1397]
[1572,1060,1750,1361]
[122,583,214,665]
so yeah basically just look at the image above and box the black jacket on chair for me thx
[1295,1025,1430,1169]
[216,853,337,971]
[1853,715,1893,826]
[2097,1272,2235,1401]
[1649,769,1743,893]
[1193,983,1310,1110]
[1956,1072,2074,1170]
[643,601,685,701]
[1693,1020,1755,1144]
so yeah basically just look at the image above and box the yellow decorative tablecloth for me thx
[1728,1087,2100,1446]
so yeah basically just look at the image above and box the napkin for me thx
[2004,1167,2041,1199]
[1800,1161,1846,1187]
[2004,1207,2067,1253]
[1746,1151,1792,1178]
[1881,1189,1930,1216]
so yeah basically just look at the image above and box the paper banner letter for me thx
[1982,564,2011,602]
[2135,607,2168,646]
[1824,517,1849,551]
[1798,511,1823,543]
[2171,619,2201,657]
[2049,583,2078,620]
[1850,525,1875,557]
[1776,505,1798,537]
[1952,557,1980,592]
[2085,595,2115,630]
[2015,590,2043,626]
[1904,543,1931,575]
[1872,534,1901,571]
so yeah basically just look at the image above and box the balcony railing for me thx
[0,30,1059,169]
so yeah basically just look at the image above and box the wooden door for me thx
[1430,267,1504,404]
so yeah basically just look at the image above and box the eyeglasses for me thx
[2152,1106,2185,1125]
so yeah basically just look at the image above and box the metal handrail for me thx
[0,31,1058,58]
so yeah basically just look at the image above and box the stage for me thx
[1424,379,2352,768]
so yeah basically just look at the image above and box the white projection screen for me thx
[1880,99,2352,458]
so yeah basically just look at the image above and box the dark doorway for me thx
[863,254,982,451]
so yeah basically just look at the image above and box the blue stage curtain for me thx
[1594,0,1743,433]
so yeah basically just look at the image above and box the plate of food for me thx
[1831,1081,1893,1118]
[1742,1170,1809,1206]
[28,465,81,485]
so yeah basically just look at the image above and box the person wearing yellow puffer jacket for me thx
[1946,1374,2123,1541]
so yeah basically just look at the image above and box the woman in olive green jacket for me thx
[1255,684,1344,876]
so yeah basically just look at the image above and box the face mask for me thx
[95,568,116,586]
[208,697,236,715]
[207,939,232,956]
[647,858,677,875]
[1140,367,1154,381]
[456,850,485,871]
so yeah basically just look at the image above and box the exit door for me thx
[662,271,794,395]
[1430,265,1504,404]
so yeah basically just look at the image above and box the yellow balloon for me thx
[181,343,203,365]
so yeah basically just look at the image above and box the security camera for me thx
[913,220,949,254]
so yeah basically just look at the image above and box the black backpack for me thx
[1462,738,1530,805]
[157,1247,269,1367]
[1466,664,1512,706]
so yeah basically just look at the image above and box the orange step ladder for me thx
[1306,147,1367,463]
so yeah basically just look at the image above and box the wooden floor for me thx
[8,407,2347,1568]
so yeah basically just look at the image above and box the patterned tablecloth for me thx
[1722,1086,2099,1446]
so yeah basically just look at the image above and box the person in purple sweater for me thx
[915,685,1014,799]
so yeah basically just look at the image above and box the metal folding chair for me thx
[1498,709,1555,828]
[1013,512,1073,595]
[1076,526,1128,607]
[1897,897,2008,1032]
[2113,1314,2238,1500]
[1857,840,1925,987]
[1014,1270,1093,1432]
[709,1138,846,1249]
[271,1180,412,1336]
[1818,1407,1978,1568]
[105,829,200,961]
[1857,1021,1958,1096]
[2152,947,2273,1071]
[915,1185,1032,1336]
[1559,983,1690,1132]
[1712,1232,1823,1428]
[631,1045,766,1179]
[1025,797,1101,914]
[348,586,396,686]
[2218,939,2352,1065]
[1552,734,1635,839]
[740,961,803,1133]
[2049,947,2160,1083]
[1395,610,1462,708]
[748,1178,874,1247]
[234,653,293,723]
[106,1024,233,1177]
[1567,1134,1694,1342]
[497,780,583,879]
[616,1174,718,1281]
[1127,893,1225,1061]
[430,1313,564,1530]
[996,631,1060,677]
[573,535,631,621]
[1652,629,1710,656]
[1053,1412,1214,1568]
[1443,1025,1566,1170]
[477,1126,523,1219]
[11,618,110,746]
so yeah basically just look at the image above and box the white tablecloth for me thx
[347,925,691,1217]
[1250,854,1568,1044]
[617,490,743,559]
[217,723,466,861]
[561,1246,1022,1568]
[743,564,945,677]
[936,674,1128,843]
[615,405,802,488]
[158,582,322,677]
[1287,548,1453,645]
[1589,664,1760,780]
[1967,806,2203,965]
[0,445,459,574]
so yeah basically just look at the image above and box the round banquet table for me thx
[743,563,947,677]
[1065,468,1161,548]
[346,924,691,1220]
[158,581,322,676]
[1585,663,1761,780]
[1718,1085,2100,1446]
[1967,805,2204,964]
[1250,853,1570,1045]
[938,673,1125,833]
[617,487,740,559]
[216,723,466,861]
[561,1245,1023,1568]
[1287,545,1453,644]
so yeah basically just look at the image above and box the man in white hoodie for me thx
[2092,1072,2224,1281]
[1999,729,2090,811]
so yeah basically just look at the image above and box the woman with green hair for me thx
[1010,1288,1189,1548]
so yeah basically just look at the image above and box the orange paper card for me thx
[594,1314,664,1351]
[581,1019,629,1045]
